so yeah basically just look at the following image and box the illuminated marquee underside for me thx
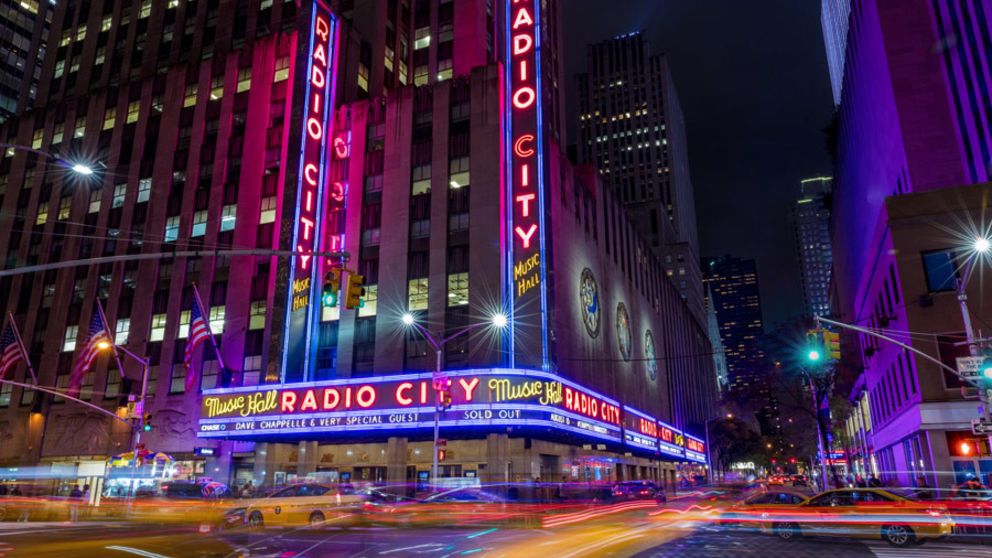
[197,368,705,463]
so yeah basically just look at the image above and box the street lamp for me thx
[401,311,509,485]
[1,143,99,178]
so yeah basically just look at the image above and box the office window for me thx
[88,190,102,213]
[126,101,141,124]
[220,204,237,232]
[259,196,277,224]
[210,76,224,100]
[0,383,10,408]
[102,107,116,130]
[150,313,167,342]
[274,56,290,82]
[165,216,180,242]
[201,360,220,390]
[35,206,48,225]
[178,310,191,338]
[921,250,957,292]
[58,197,71,220]
[414,27,430,50]
[113,184,127,208]
[412,164,431,195]
[63,325,78,352]
[116,318,130,345]
[359,285,378,317]
[190,210,208,237]
[137,178,152,203]
[209,306,225,333]
[249,301,266,330]
[184,84,198,107]
[105,370,121,398]
[449,157,469,189]
[169,364,186,394]
[237,68,252,93]
[243,355,263,386]
[447,273,468,306]
[408,278,429,311]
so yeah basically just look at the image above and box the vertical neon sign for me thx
[505,0,549,370]
[282,1,338,382]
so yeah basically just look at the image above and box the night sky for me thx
[563,1,835,327]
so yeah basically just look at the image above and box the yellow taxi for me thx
[245,483,366,528]
[765,488,953,547]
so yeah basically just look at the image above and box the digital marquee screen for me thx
[197,368,703,463]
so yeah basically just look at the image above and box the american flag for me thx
[68,312,110,397]
[184,296,212,392]
[0,320,24,380]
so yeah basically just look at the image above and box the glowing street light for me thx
[807,349,821,362]
[491,312,508,329]
[71,163,95,176]
[401,313,415,326]
[975,236,991,254]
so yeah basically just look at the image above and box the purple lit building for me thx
[828,0,992,489]
[0,0,714,492]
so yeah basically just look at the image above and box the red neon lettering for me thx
[344,386,352,408]
[314,15,330,42]
[516,193,535,217]
[420,381,428,404]
[396,383,413,406]
[512,7,533,29]
[513,34,532,55]
[312,92,322,114]
[307,117,323,140]
[323,388,340,409]
[564,387,573,410]
[590,398,598,418]
[312,43,327,68]
[518,59,528,81]
[514,134,535,157]
[521,163,530,187]
[512,87,535,109]
[515,224,538,248]
[311,64,325,88]
[305,190,313,212]
[356,385,376,408]
[281,391,297,412]
[333,136,349,159]
[298,247,311,270]
[329,182,345,202]
[300,389,318,411]
[459,377,480,401]
[300,217,314,240]
[304,163,319,186]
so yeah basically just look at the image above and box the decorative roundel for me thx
[579,268,601,338]
[645,330,658,381]
[616,302,632,362]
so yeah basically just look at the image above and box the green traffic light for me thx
[143,423,152,432]
[322,291,337,307]
[982,366,992,380]
[808,350,821,362]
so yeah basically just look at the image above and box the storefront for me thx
[197,368,705,490]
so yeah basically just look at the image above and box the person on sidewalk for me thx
[68,485,83,522]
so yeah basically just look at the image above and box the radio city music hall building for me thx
[0,0,715,490]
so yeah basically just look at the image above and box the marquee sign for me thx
[282,1,340,380]
[197,368,704,464]
[657,420,686,459]
[685,435,707,463]
[505,0,550,370]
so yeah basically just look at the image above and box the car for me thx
[611,480,667,503]
[245,483,366,528]
[764,488,953,547]
[789,475,809,487]
[717,489,808,526]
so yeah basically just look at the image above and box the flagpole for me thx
[96,300,127,380]
[7,311,37,384]
[192,283,227,371]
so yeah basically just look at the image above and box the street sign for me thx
[957,356,985,377]
[972,418,992,435]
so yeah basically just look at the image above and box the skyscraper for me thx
[794,176,833,317]
[701,256,765,393]
[826,0,992,489]
[0,0,52,122]
[821,0,852,106]
[577,32,703,322]
[704,286,728,392]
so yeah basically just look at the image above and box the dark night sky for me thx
[563,1,835,327]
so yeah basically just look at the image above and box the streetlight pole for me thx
[0,143,98,176]
[955,239,992,453]
[100,342,150,497]
[403,313,507,486]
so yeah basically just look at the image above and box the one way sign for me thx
[972,418,992,435]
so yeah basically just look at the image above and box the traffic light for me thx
[805,330,822,363]
[322,269,341,308]
[437,439,448,462]
[142,413,153,432]
[823,330,841,360]
[437,377,453,411]
[344,273,366,310]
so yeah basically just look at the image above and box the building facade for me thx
[794,176,833,318]
[828,0,992,489]
[0,0,714,493]
[701,255,765,393]
[576,32,703,323]
[0,0,52,122]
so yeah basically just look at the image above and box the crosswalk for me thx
[867,542,992,558]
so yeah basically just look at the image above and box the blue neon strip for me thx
[531,0,550,371]
[281,5,322,382]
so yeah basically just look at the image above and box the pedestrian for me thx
[241,480,256,498]
[68,484,83,522]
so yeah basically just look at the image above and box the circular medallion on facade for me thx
[616,302,632,361]
[579,268,601,338]
[645,330,658,381]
